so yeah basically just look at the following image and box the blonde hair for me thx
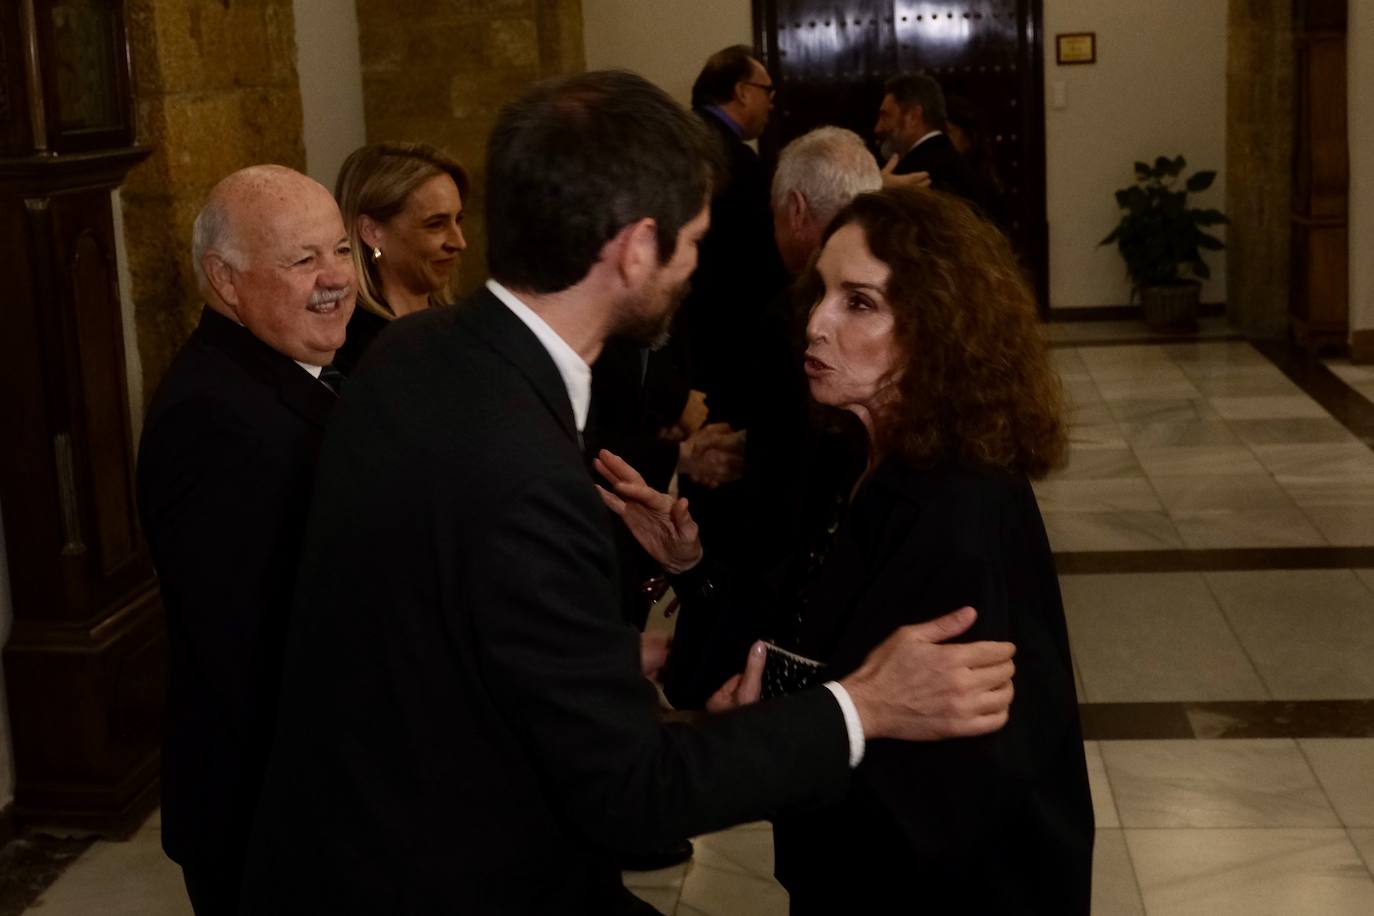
[334,142,469,319]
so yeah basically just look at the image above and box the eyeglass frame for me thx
[742,81,776,98]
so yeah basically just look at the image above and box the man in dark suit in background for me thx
[875,73,987,210]
[674,45,793,569]
[240,70,1017,915]
[136,165,354,915]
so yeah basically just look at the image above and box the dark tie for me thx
[319,365,345,395]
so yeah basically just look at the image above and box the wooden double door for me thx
[752,0,1048,309]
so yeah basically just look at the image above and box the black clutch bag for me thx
[760,641,828,700]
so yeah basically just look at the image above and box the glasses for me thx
[743,81,776,98]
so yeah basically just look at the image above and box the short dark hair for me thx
[691,45,758,108]
[486,70,719,293]
[883,73,948,129]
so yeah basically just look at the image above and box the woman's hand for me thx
[594,449,703,574]
[706,642,767,713]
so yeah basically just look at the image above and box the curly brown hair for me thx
[817,187,1066,478]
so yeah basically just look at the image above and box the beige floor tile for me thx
[1041,510,1184,552]
[1091,829,1145,916]
[1069,422,1127,449]
[1125,828,1374,916]
[1324,359,1374,385]
[1354,568,1374,595]
[1302,506,1374,547]
[1149,472,1293,513]
[1102,740,1337,828]
[1300,739,1374,827]
[1050,445,1145,480]
[1107,399,1217,425]
[1085,741,1120,828]
[1252,442,1374,477]
[1122,418,1241,448]
[1350,829,1374,876]
[1096,376,1202,402]
[1032,478,1163,513]
[1209,395,1328,420]
[1230,417,1358,446]
[1205,570,1374,699]
[24,823,192,916]
[1060,574,1266,702]
[628,885,681,914]
[1190,373,1304,398]
[1277,472,1374,508]
[1171,506,1327,549]
[677,847,787,916]
[1133,445,1265,477]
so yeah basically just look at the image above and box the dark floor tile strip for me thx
[1252,338,1374,447]
[1056,546,1374,575]
[0,834,93,916]
[1079,700,1374,740]
[1049,333,1244,349]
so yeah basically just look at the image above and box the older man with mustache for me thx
[136,164,355,916]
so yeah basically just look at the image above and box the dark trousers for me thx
[181,861,241,916]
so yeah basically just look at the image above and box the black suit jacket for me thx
[676,109,789,426]
[136,308,336,879]
[773,459,1093,913]
[895,131,990,213]
[239,289,850,914]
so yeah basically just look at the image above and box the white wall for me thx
[582,0,752,107]
[1350,4,1374,339]
[581,0,1229,311]
[293,0,368,190]
[1044,1,1228,309]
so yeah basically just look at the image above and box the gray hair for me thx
[191,197,244,298]
[771,126,882,228]
[884,73,948,129]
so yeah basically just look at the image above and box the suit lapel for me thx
[456,288,581,446]
[194,307,335,430]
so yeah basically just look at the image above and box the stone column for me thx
[1225,0,1294,338]
[355,0,585,297]
[122,0,307,403]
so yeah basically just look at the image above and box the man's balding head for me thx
[195,165,356,365]
[771,127,882,274]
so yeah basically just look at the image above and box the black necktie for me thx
[319,365,345,395]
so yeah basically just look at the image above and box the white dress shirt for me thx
[486,279,592,432]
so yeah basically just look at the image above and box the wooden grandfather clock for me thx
[0,0,162,834]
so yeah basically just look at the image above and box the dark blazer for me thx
[331,304,389,376]
[894,131,990,213]
[676,108,789,426]
[136,308,337,884]
[772,459,1094,913]
[239,289,851,914]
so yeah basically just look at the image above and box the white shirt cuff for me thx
[822,681,866,768]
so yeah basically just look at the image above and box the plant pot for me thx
[1141,281,1200,332]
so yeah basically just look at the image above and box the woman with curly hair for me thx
[599,186,1093,914]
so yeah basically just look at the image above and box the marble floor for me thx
[10,323,1374,914]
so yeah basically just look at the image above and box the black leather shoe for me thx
[618,838,694,871]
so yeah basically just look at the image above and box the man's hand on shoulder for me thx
[839,607,1015,742]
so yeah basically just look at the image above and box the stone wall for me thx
[1226,0,1294,337]
[355,0,585,296]
[123,0,307,403]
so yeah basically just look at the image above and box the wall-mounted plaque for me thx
[1055,32,1096,66]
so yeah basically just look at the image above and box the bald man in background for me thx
[136,165,355,915]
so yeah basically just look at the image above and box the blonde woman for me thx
[332,142,469,375]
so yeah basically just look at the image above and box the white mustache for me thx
[308,286,350,306]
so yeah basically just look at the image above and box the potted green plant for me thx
[1101,155,1229,330]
